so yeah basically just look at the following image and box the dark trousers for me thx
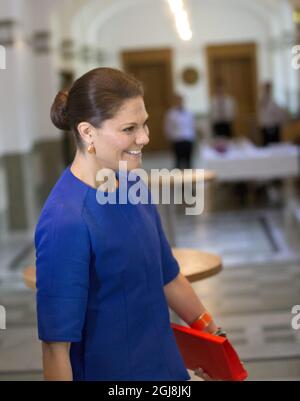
[261,126,281,147]
[173,140,194,169]
[213,122,233,138]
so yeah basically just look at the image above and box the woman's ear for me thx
[77,122,94,145]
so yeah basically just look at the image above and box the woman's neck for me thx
[70,150,117,191]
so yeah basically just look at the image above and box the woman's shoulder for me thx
[48,166,89,202]
[34,199,90,253]
[36,167,89,223]
[34,166,90,236]
[39,197,84,222]
[36,196,85,227]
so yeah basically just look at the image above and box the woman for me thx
[35,67,221,381]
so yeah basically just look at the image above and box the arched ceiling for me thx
[53,0,294,45]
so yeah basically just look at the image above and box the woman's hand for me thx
[194,367,214,381]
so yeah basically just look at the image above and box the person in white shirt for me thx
[211,79,236,138]
[259,82,286,147]
[164,94,196,169]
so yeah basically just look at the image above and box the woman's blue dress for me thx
[35,166,190,381]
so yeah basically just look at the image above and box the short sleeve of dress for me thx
[152,204,180,286]
[35,203,91,342]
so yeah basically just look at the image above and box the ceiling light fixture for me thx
[167,0,192,41]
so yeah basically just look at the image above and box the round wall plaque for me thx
[182,67,200,85]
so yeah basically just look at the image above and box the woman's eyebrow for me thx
[122,116,149,126]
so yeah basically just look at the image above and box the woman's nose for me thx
[135,128,150,146]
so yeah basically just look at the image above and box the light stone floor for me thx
[1,208,300,381]
[0,151,300,381]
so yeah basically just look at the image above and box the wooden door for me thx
[122,49,173,152]
[207,43,258,140]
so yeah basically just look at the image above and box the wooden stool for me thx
[172,248,222,282]
[23,265,36,290]
[23,248,222,290]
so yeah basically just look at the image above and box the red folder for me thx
[171,323,248,381]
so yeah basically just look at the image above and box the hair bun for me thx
[50,90,70,130]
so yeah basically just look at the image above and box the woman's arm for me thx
[164,273,218,333]
[42,342,73,381]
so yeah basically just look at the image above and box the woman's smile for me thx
[124,149,142,158]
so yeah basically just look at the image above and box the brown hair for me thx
[50,68,144,152]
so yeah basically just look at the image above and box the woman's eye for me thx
[123,126,135,133]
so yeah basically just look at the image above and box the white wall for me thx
[64,0,295,114]
[0,0,35,156]
[0,0,296,155]
[0,0,62,156]
[27,0,61,142]
[0,165,7,216]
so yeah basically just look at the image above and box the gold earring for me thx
[87,143,96,154]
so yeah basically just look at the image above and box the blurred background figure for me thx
[164,94,196,169]
[259,82,287,147]
[211,79,236,139]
